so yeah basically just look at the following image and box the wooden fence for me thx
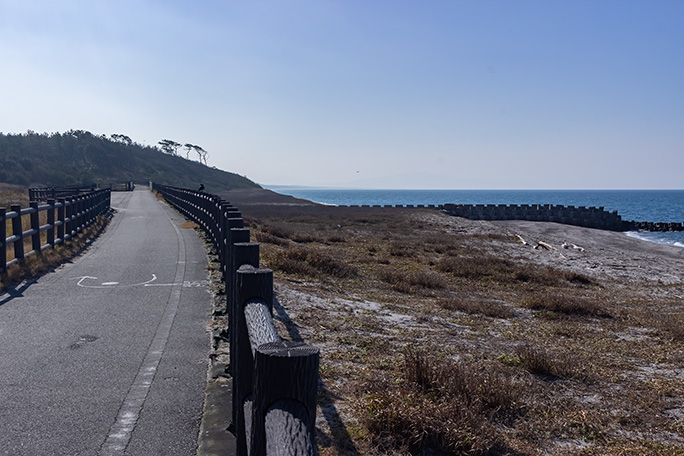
[151,183,318,456]
[1,189,111,274]
[28,182,133,202]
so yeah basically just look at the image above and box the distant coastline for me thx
[264,187,684,248]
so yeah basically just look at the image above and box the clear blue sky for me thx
[1,1,682,189]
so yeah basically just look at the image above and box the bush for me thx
[357,347,523,455]
[377,268,446,293]
[269,246,356,279]
[516,345,584,379]
[440,297,514,319]
[520,293,610,318]
[437,255,596,288]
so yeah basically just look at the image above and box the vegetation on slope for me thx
[0,130,259,193]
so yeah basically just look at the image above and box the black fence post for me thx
[225,219,245,284]
[57,198,66,243]
[11,205,24,262]
[229,241,260,376]
[76,196,83,232]
[47,199,56,247]
[228,227,251,431]
[30,202,41,254]
[252,341,320,456]
[1,207,6,272]
[234,267,273,456]
[64,199,72,240]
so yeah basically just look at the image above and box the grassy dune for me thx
[241,205,684,456]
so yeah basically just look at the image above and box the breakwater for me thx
[336,203,683,232]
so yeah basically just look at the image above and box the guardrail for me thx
[151,183,318,456]
[1,189,111,274]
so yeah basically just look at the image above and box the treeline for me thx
[0,130,259,192]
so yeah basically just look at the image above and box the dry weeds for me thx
[0,184,109,291]
[240,206,684,455]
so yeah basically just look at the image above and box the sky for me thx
[1,1,683,189]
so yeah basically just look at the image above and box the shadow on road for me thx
[0,278,37,307]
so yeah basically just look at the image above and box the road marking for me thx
[75,275,207,289]
[144,280,209,288]
[75,275,157,288]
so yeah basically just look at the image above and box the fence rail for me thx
[1,189,111,274]
[151,183,318,456]
[28,182,133,202]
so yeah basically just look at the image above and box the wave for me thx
[625,231,684,248]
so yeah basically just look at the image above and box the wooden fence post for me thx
[229,241,260,377]
[47,199,56,247]
[76,196,83,232]
[30,202,41,254]
[11,205,24,262]
[228,227,252,432]
[252,341,320,456]
[225,221,246,283]
[234,267,273,456]
[57,199,65,243]
[64,199,72,240]
[1,207,6,272]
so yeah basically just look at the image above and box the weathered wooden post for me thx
[64,199,72,240]
[10,205,24,262]
[218,202,231,269]
[76,196,84,232]
[57,198,66,243]
[234,267,273,456]
[230,242,260,375]
[1,207,6,272]
[47,199,56,247]
[252,341,320,456]
[228,227,251,429]
[224,220,245,282]
[29,201,41,254]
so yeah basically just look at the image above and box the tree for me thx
[111,134,132,146]
[183,143,194,160]
[194,145,209,165]
[158,139,182,156]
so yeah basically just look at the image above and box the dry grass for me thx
[239,205,684,455]
[1,212,110,292]
[519,293,611,318]
[0,183,29,208]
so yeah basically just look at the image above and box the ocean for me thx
[267,188,684,248]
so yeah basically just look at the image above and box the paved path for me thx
[0,188,211,455]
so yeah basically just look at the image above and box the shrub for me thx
[516,345,583,379]
[440,297,514,319]
[377,268,446,293]
[437,255,596,288]
[520,293,610,318]
[357,347,524,455]
[269,246,356,279]
[258,223,315,243]
[254,230,289,246]
[437,255,513,280]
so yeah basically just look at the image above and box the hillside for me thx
[0,130,259,193]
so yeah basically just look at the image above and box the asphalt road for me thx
[0,188,212,455]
